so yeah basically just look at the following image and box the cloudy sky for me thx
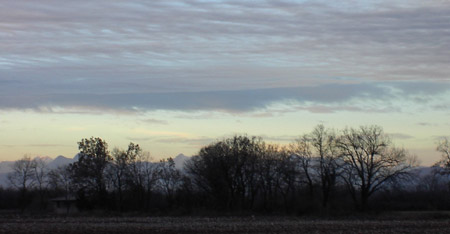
[1,0,449,164]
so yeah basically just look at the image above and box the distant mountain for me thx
[47,155,76,169]
[0,161,15,174]
[0,161,15,187]
[0,153,184,188]
[0,155,77,187]
[0,153,191,187]
[0,173,9,187]
[34,156,53,164]
[407,166,450,185]
[73,153,81,161]
[173,153,189,170]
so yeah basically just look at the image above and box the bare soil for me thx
[0,215,449,233]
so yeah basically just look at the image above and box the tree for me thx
[107,143,141,211]
[289,136,315,200]
[128,151,157,211]
[337,125,413,210]
[7,155,37,211]
[436,137,450,169]
[185,135,265,210]
[48,165,74,213]
[258,144,295,212]
[8,155,36,190]
[69,137,112,208]
[255,144,279,211]
[309,125,340,209]
[33,157,49,209]
[48,165,73,199]
[157,158,182,208]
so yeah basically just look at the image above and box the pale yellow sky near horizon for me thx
[0,109,446,166]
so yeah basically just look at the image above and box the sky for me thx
[0,0,449,165]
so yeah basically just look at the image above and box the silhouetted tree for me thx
[157,158,182,208]
[128,151,157,211]
[289,136,315,200]
[33,157,49,209]
[436,137,450,170]
[256,144,281,211]
[258,144,295,212]
[69,137,112,208]
[7,155,37,211]
[48,165,73,199]
[337,126,413,211]
[107,143,141,211]
[309,125,340,209]
[186,135,265,210]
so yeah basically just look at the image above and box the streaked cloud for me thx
[126,137,152,142]
[0,81,448,114]
[65,126,87,132]
[387,133,415,140]
[131,129,191,138]
[0,0,449,115]
[0,144,71,148]
[140,118,169,125]
[155,137,215,147]
[417,122,437,127]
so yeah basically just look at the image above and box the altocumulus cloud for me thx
[0,0,449,114]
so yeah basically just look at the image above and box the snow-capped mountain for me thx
[0,155,77,187]
[47,155,76,169]
[173,153,189,170]
[0,161,15,174]
[0,154,191,187]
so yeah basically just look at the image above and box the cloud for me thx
[259,135,298,143]
[0,82,385,111]
[432,135,450,141]
[125,137,152,142]
[0,81,448,114]
[391,82,450,97]
[131,129,191,138]
[387,133,415,140]
[417,122,437,127]
[0,144,71,148]
[155,137,215,147]
[125,135,215,147]
[1,1,449,114]
[140,118,169,125]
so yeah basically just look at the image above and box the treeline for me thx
[1,125,450,215]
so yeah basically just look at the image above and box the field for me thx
[1,214,449,233]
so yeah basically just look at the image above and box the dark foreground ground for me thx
[1,213,450,234]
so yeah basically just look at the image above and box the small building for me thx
[50,195,78,214]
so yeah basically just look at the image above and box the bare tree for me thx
[8,155,37,210]
[266,145,298,212]
[33,157,49,208]
[128,151,157,210]
[289,125,341,210]
[48,165,73,198]
[309,125,340,209]
[256,144,284,211]
[107,143,141,211]
[337,125,413,210]
[289,135,315,199]
[436,137,450,169]
[8,155,36,191]
[157,158,182,207]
